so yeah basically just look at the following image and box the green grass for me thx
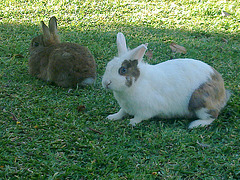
[0,0,240,179]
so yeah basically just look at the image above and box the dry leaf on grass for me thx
[13,54,25,58]
[197,141,211,148]
[222,11,230,17]
[87,127,105,135]
[77,105,86,112]
[170,43,187,54]
[10,112,18,121]
[222,38,228,43]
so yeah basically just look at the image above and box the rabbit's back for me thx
[29,43,96,87]
[149,59,214,91]
[48,43,96,87]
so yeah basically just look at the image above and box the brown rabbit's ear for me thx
[41,21,51,39]
[49,16,60,43]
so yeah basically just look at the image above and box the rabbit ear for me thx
[129,44,148,61]
[49,16,60,43]
[49,16,58,35]
[41,20,54,46]
[117,32,128,56]
[41,21,51,39]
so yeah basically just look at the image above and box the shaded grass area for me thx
[0,0,240,179]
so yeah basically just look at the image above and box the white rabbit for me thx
[102,32,230,129]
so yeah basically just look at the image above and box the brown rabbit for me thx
[28,16,96,88]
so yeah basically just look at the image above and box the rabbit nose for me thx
[104,80,112,89]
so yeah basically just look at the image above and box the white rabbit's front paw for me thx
[107,108,127,121]
[107,113,122,121]
[129,118,143,126]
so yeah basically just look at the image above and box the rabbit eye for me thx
[119,67,127,75]
[33,42,39,47]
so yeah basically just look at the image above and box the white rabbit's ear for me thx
[129,44,148,61]
[117,32,128,56]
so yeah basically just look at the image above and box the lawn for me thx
[0,0,240,179]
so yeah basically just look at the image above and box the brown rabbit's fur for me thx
[29,16,96,87]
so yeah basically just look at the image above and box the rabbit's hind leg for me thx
[80,77,95,86]
[188,108,216,129]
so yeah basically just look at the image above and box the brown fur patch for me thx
[28,17,96,88]
[119,60,140,87]
[29,42,96,88]
[188,68,227,118]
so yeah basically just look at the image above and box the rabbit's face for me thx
[102,32,147,92]
[29,35,54,53]
[102,57,140,92]
[29,16,60,54]
[29,35,44,52]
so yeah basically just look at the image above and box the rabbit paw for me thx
[107,108,127,121]
[107,113,122,121]
[129,118,142,126]
[188,119,214,129]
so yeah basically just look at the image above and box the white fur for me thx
[102,33,217,128]
[81,77,95,86]
[188,108,215,129]
[116,32,128,56]
[107,108,127,120]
